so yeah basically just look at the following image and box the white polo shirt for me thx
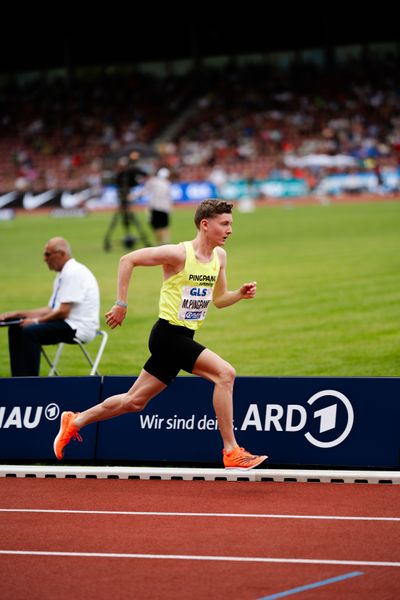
[49,258,100,342]
[143,176,172,213]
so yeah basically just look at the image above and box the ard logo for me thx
[241,389,354,448]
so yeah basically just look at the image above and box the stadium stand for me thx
[1,49,399,198]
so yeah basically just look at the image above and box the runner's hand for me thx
[239,281,257,299]
[105,305,127,329]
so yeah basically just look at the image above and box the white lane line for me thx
[0,509,399,521]
[0,550,399,567]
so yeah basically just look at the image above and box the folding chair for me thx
[40,330,108,376]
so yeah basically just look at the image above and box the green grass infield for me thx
[0,199,399,377]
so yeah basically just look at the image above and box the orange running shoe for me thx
[53,411,82,460]
[223,446,268,470]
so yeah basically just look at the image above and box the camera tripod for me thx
[103,200,152,251]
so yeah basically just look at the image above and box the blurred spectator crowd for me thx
[1,50,399,196]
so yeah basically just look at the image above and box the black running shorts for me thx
[150,210,169,230]
[144,318,206,384]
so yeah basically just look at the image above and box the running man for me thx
[54,199,268,470]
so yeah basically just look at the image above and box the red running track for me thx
[0,479,399,600]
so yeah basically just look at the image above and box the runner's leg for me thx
[74,369,166,428]
[192,348,237,452]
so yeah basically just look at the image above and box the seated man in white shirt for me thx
[0,237,100,376]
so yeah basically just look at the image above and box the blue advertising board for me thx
[96,376,400,468]
[232,377,400,468]
[1,376,400,467]
[96,376,220,462]
[0,377,100,460]
[101,181,218,207]
[221,178,309,199]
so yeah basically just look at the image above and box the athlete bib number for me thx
[178,286,213,321]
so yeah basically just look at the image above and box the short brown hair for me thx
[194,199,233,229]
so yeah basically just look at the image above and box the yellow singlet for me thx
[159,241,220,330]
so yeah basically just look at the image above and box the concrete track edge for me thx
[0,465,399,483]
